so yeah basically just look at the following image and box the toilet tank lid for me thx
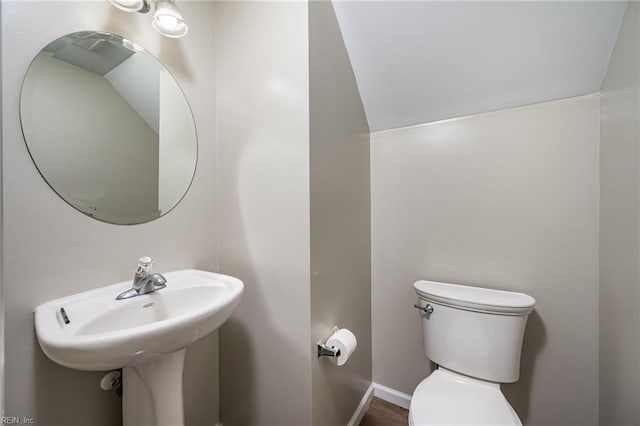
[414,281,535,315]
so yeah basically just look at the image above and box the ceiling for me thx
[332,1,628,132]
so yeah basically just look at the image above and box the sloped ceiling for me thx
[332,1,628,131]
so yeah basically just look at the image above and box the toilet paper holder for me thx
[317,326,341,358]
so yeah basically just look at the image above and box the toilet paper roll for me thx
[326,328,357,366]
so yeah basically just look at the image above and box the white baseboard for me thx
[347,383,374,426]
[373,382,412,410]
[217,383,408,426]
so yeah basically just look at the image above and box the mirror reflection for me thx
[20,31,197,225]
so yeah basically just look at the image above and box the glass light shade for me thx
[152,0,189,38]
[106,0,148,13]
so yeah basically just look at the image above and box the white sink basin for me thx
[35,269,243,371]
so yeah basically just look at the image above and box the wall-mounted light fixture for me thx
[152,0,188,38]
[106,0,150,13]
[106,0,188,38]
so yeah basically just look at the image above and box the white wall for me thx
[371,94,600,425]
[1,2,217,424]
[309,1,371,424]
[599,2,640,424]
[332,1,625,131]
[215,2,313,424]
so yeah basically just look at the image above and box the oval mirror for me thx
[20,31,197,225]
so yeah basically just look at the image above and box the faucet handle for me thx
[136,256,154,276]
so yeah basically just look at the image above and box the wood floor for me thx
[360,397,409,426]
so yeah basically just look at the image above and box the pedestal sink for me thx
[34,269,243,426]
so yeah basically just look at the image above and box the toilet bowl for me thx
[410,280,535,426]
[409,369,520,425]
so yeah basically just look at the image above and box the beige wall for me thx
[599,2,640,424]
[216,2,373,424]
[0,2,3,415]
[2,2,217,424]
[215,2,313,424]
[371,94,600,425]
[309,1,371,424]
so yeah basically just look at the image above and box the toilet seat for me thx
[409,368,521,426]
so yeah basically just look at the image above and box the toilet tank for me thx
[414,280,535,383]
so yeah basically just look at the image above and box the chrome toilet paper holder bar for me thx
[317,342,341,358]
[317,326,341,358]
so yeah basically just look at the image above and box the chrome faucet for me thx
[116,256,167,300]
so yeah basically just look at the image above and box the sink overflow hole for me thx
[143,302,154,308]
[60,307,70,324]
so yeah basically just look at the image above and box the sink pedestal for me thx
[122,349,186,426]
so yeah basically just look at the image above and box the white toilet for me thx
[410,280,535,426]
